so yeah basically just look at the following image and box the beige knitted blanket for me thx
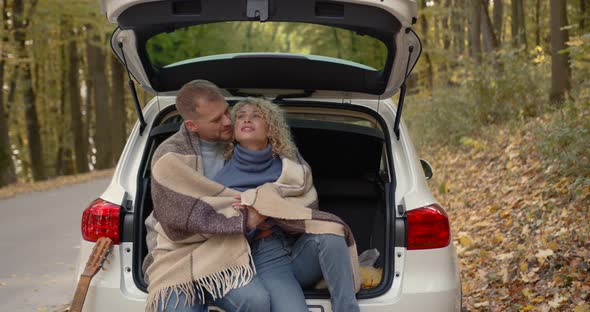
[144,126,360,311]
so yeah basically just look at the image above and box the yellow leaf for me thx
[459,235,474,248]
[520,261,529,272]
[494,233,505,244]
[536,249,554,264]
[522,288,532,298]
[549,294,566,308]
[574,304,590,312]
[547,241,559,252]
[521,305,534,311]
[474,220,491,228]
[496,252,513,261]
[531,296,546,303]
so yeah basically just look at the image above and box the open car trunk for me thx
[131,101,395,300]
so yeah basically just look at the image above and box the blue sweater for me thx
[213,144,282,192]
[213,144,283,242]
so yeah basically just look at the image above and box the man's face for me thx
[185,99,232,142]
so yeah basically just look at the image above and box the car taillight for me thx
[81,198,121,244]
[407,204,450,250]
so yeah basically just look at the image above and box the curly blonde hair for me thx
[226,97,296,159]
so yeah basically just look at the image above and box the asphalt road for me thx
[0,177,111,312]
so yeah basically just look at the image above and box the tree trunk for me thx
[581,0,588,30]
[550,0,572,104]
[83,30,93,171]
[470,0,482,62]
[511,0,527,48]
[493,0,503,45]
[535,0,542,46]
[13,0,45,181]
[419,0,434,92]
[481,1,498,52]
[87,33,112,170]
[452,0,466,56]
[110,53,127,164]
[0,59,16,186]
[442,0,452,50]
[0,0,16,186]
[68,28,88,174]
[517,0,527,49]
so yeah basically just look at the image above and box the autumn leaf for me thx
[574,304,590,312]
[422,102,590,312]
[459,234,474,248]
[535,249,554,265]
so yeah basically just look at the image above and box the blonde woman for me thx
[213,98,360,312]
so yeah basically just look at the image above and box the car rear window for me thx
[146,21,388,70]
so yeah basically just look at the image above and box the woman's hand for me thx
[233,195,266,230]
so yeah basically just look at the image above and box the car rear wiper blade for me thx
[227,89,264,98]
[275,90,315,101]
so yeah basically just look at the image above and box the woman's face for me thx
[234,104,269,151]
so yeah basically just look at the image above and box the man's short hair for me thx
[175,80,225,120]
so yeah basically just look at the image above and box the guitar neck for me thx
[70,275,92,312]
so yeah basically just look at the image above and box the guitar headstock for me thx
[82,237,114,278]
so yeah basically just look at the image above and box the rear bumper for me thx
[81,286,460,312]
[77,242,461,311]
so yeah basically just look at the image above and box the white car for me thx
[76,0,461,311]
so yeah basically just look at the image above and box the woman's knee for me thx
[313,234,347,250]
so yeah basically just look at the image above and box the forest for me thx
[0,0,589,311]
[0,0,587,186]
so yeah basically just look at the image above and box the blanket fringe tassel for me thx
[146,254,255,312]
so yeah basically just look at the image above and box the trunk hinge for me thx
[247,0,269,21]
[118,42,147,135]
[393,36,415,140]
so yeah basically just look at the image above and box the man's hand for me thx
[233,195,265,230]
[245,206,266,231]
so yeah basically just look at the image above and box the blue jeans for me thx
[289,233,360,312]
[249,232,359,312]
[155,278,270,312]
[157,232,359,312]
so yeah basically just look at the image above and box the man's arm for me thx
[150,150,248,240]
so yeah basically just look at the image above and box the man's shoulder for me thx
[152,128,194,165]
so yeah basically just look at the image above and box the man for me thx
[144,80,269,312]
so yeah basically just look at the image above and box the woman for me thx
[213,98,360,312]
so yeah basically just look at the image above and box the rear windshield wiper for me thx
[275,90,315,101]
[227,89,264,98]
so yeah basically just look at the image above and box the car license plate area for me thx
[207,305,325,312]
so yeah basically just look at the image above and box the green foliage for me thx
[405,50,550,148]
[536,89,590,183]
[146,22,387,69]
[566,32,590,85]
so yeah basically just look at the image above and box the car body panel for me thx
[101,0,418,27]
[105,0,420,98]
[78,242,460,311]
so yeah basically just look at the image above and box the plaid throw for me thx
[143,125,360,311]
